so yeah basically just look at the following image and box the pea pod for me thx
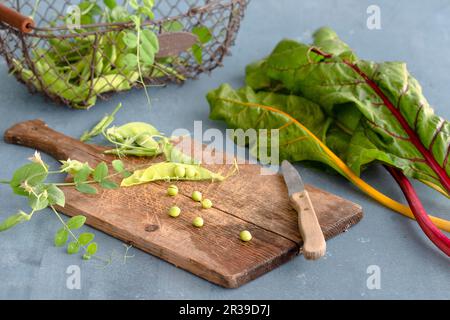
[107,122,160,142]
[135,134,160,150]
[80,103,122,142]
[94,50,104,77]
[121,162,225,187]
[104,148,160,157]
[92,74,132,94]
[162,141,199,165]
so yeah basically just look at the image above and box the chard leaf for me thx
[240,28,450,195]
[207,84,345,175]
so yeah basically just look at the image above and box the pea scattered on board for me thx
[168,206,181,218]
[167,185,178,196]
[201,199,213,209]
[192,217,204,228]
[240,230,252,242]
[192,191,202,202]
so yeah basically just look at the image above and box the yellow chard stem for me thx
[296,113,450,233]
[224,99,450,232]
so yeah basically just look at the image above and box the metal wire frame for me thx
[0,0,248,108]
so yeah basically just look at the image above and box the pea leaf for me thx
[192,44,203,65]
[74,165,92,184]
[100,180,119,189]
[76,183,98,194]
[54,228,69,247]
[78,232,95,246]
[66,215,86,230]
[67,241,80,254]
[0,212,30,232]
[112,159,125,173]
[28,192,49,211]
[143,0,155,8]
[103,0,117,9]
[140,29,159,66]
[46,184,65,207]
[10,163,48,196]
[192,26,212,44]
[138,6,154,20]
[162,21,183,32]
[129,0,139,10]
[93,162,108,182]
[117,53,138,69]
[123,32,138,49]
[86,242,98,255]
[111,6,129,22]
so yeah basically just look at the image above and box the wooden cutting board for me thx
[4,120,363,288]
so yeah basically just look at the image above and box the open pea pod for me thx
[121,162,225,187]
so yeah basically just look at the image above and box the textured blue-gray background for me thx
[0,0,449,299]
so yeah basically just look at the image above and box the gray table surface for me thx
[0,0,449,300]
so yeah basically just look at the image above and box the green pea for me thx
[174,165,186,178]
[168,206,181,218]
[239,230,252,242]
[185,166,198,178]
[167,185,178,196]
[192,191,202,202]
[192,217,204,228]
[121,162,225,187]
[201,199,213,209]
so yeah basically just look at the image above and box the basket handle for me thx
[0,3,35,33]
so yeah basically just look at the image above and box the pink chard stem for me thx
[311,48,450,193]
[386,165,450,257]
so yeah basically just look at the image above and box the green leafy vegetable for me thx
[209,27,450,196]
[192,26,213,64]
[207,27,450,232]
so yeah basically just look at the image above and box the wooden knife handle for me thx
[4,119,111,165]
[290,190,326,260]
[0,3,35,33]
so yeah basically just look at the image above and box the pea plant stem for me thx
[50,205,111,264]
[50,205,82,250]
[135,18,152,109]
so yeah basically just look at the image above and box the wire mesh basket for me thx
[0,0,248,109]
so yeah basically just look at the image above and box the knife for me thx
[281,160,326,260]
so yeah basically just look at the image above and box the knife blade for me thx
[281,160,305,196]
[280,160,326,260]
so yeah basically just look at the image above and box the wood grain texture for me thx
[4,120,363,288]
